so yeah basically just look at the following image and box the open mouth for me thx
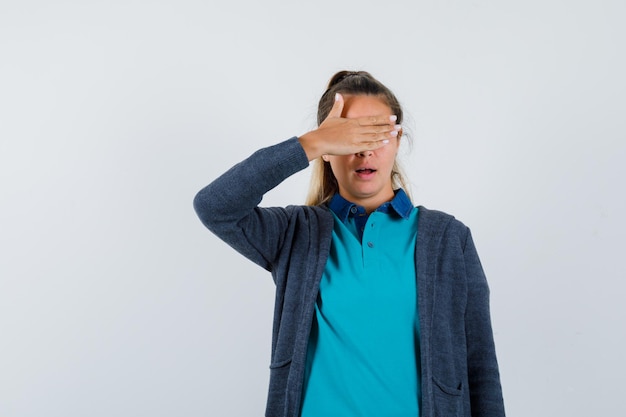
[355,168,377,177]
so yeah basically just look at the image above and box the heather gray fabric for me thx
[194,137,505,417]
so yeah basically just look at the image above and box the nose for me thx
[356,149,373,157]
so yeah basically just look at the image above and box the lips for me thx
[355,167,377,179]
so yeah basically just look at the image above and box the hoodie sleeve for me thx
[193,137,310,271]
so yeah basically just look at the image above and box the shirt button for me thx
[350,206,357,214]
[367,242,374,248]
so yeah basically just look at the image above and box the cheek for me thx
[329,156,352,172]
[380,149,399,166]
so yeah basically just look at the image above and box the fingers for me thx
[354,137,395,153]
[357,114,398,127]
[306,96,402,157]
[343,125,400,155]
[326,93,345,119]
[357,122,402,141]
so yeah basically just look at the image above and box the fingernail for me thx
[390,130,398,137]
[382,139,390,144]
[335,93,341,101]
[390,115,397,122]
[395,124,402,130]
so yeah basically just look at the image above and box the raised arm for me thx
[193,137,309,271]
[193,94,401,270]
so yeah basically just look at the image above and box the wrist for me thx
[298,132,324,161]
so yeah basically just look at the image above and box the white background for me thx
[1,0,625,416]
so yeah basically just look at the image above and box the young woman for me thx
[194,71,505,417]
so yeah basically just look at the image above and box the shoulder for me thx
[416,206,475,255]
[283,204,334,225]
[285,203,331,215]
[417,206,468,235]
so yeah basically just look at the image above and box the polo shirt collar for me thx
[328,189,413,221]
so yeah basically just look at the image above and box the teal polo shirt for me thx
[300,190,421,417]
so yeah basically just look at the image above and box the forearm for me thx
[193,137,310,268]
[194,137,308,225]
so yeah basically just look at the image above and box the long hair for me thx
[305,71,411,206]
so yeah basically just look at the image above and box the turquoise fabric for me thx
[300,205,421,417]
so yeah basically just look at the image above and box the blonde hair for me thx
[305,71,411,206]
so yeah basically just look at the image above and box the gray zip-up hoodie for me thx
[194,137,505,417]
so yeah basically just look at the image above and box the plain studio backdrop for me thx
[1,0,624,416]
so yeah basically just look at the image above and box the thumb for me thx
[326,93,344,119]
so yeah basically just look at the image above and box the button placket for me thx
[362,213,380,268]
